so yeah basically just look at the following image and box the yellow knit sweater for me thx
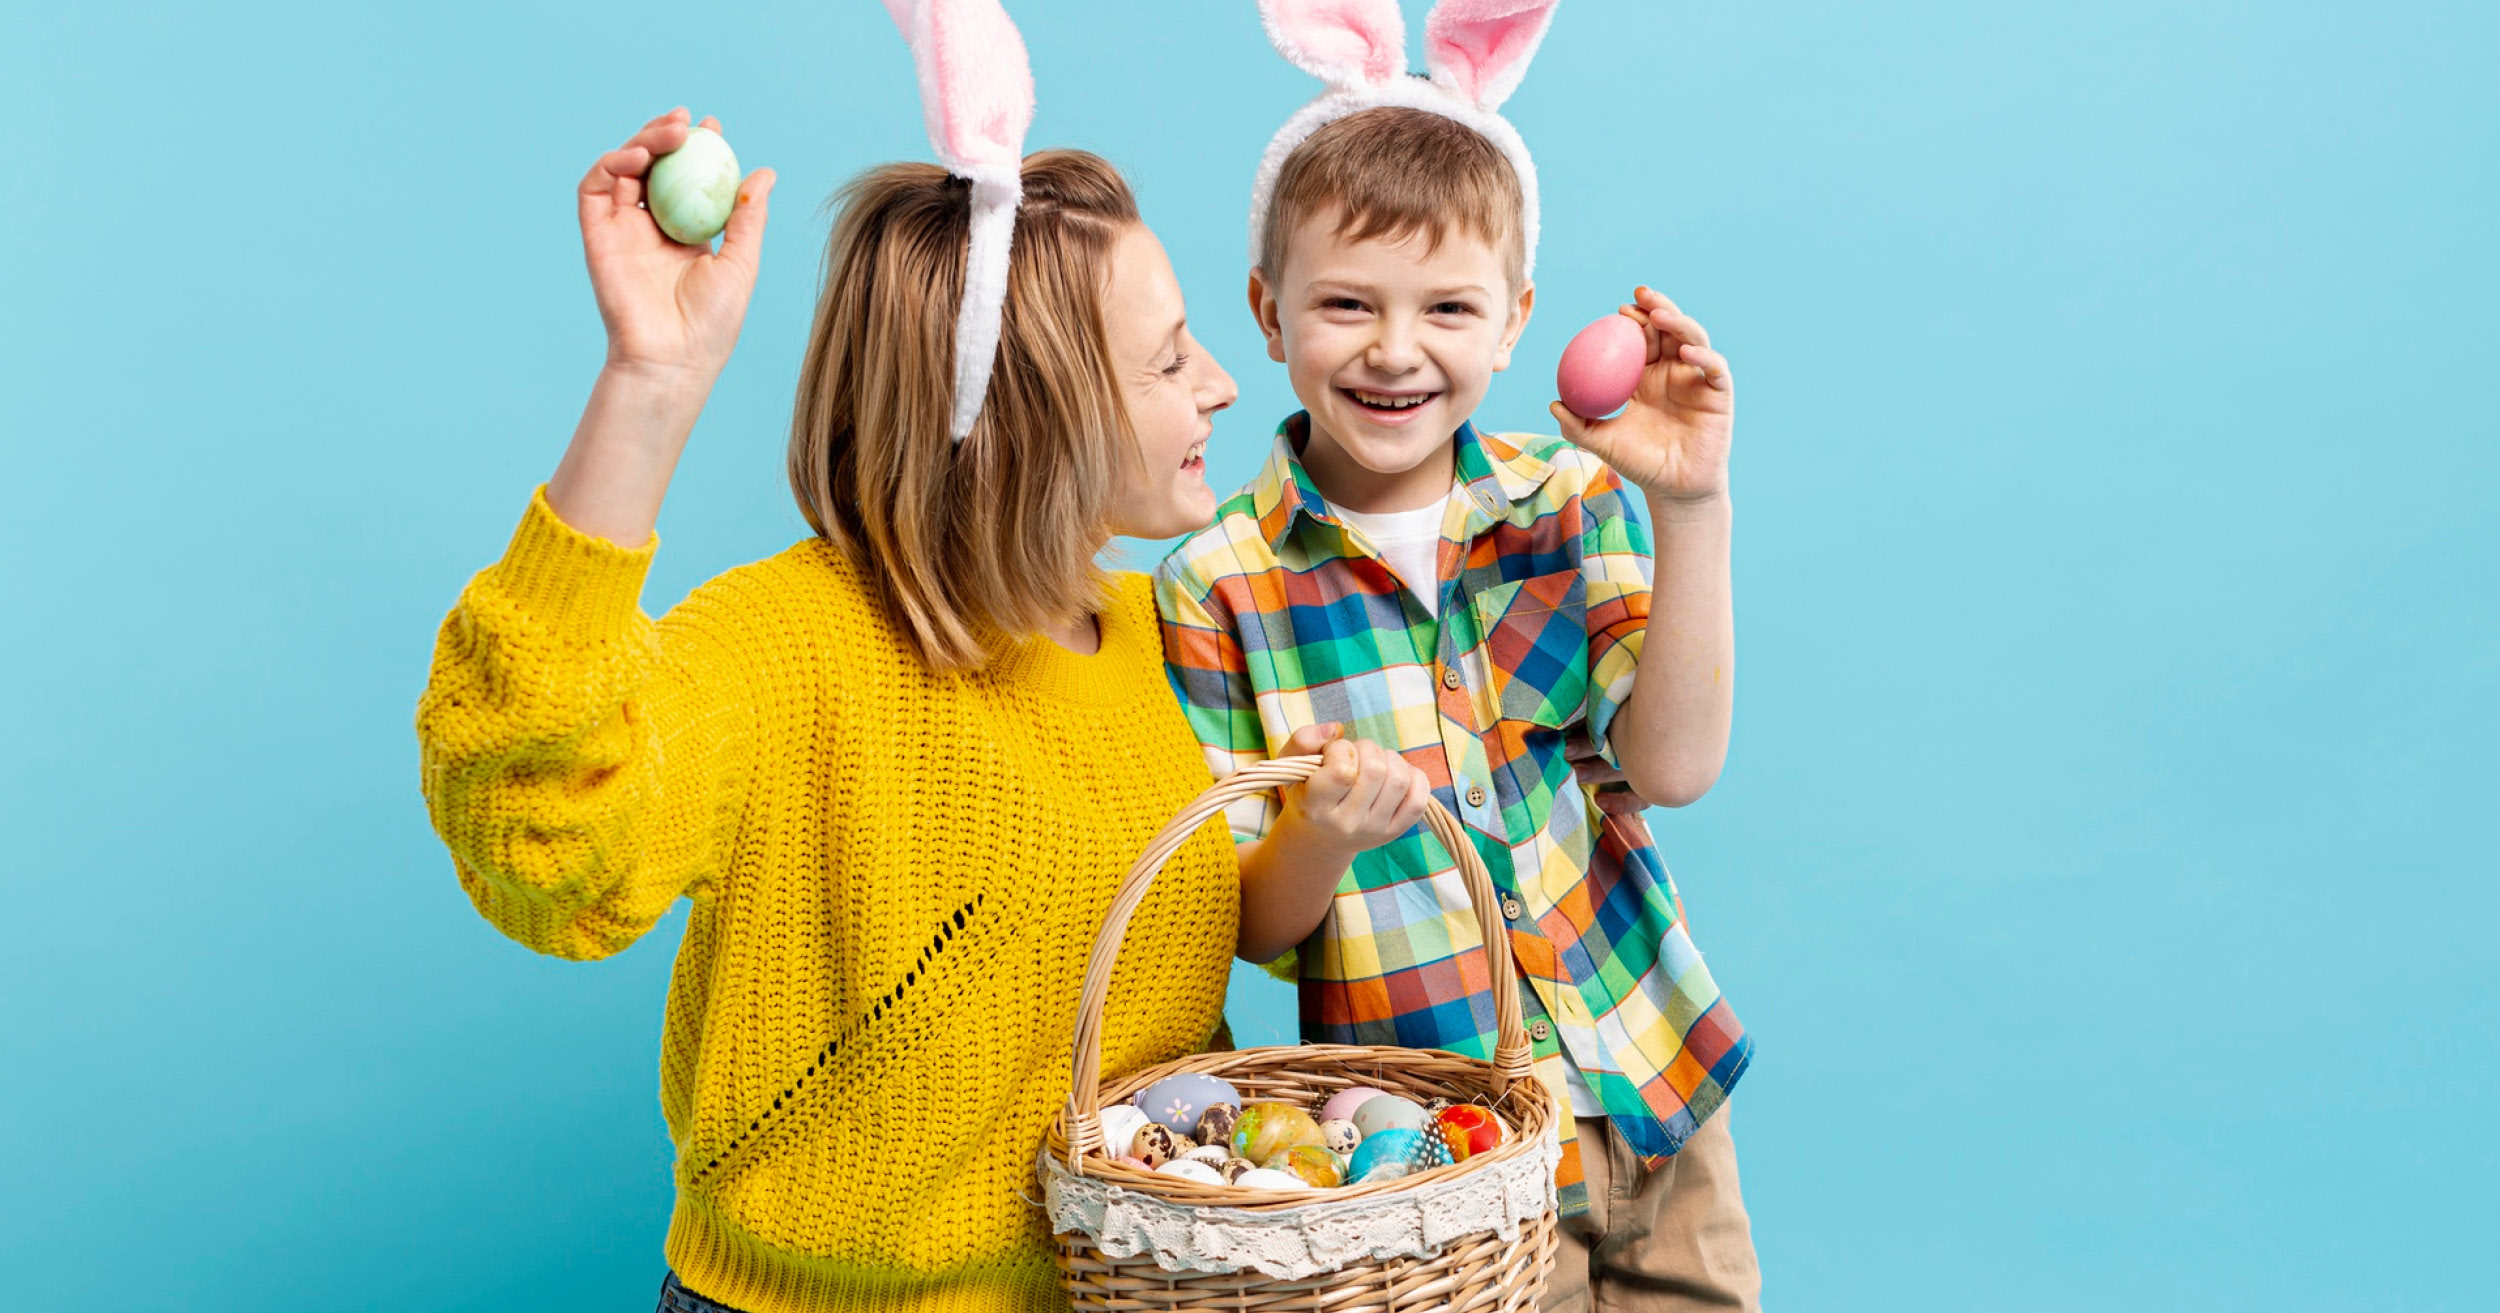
[416,489,1238,1313]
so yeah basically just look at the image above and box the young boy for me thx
[1154,106,1759,1310]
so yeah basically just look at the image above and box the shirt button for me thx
[1465,784,1487,808]
[1501,896,1525,922]
[1442,667,1463,690]
[1529,1019,1552,1042]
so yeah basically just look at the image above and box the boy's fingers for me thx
[1650,306,1710,350]
[1616,303,1665,364]
[1279,721,1343,758]
[1549,401,1595,448]
[1680,343,1733,389]
[699,114,721,133]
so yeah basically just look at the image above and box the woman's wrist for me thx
[544,365,714,548]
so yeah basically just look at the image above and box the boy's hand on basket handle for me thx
[1276,723,1433,851]
[1234,724,1432,965]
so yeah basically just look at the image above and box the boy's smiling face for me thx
[1251,210,1535,513]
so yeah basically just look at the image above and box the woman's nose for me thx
[1199,351,1238,413]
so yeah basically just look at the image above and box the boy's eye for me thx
[1432,301,1479,316]
[1321,296,1368,313]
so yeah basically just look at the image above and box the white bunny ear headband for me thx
[1250,0,1560,281]
[882,0,1035,441]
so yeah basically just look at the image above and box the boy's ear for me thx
[1247,266,1289,363]
[1491,280,1536,373]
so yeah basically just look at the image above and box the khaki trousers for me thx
[1541,1109,1762,1313]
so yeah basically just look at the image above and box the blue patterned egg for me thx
[1135,1072,1242,1135]
[1347,1126,1427,1183]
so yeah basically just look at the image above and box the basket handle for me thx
[1062,755,1533,1168]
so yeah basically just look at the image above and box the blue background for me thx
[3,1,2492,1307]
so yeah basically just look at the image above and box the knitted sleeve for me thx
[415,487,757,961]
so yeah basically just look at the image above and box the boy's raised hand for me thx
[1275,722,1434,853]
[1548,287,1735,503]
[578,108,776,384]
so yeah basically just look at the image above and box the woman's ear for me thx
[1248,266,1289,364]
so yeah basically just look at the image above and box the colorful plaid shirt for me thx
[1154,415,1752,1214]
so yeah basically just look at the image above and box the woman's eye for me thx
[1162,352,1191,377]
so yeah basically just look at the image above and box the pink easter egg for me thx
[1318,1086,1388,1126]
[1556,313,1647,420]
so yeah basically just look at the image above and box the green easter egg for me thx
[646,127,739,246]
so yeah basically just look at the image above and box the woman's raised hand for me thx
[544,110,776,548]
[578,108,776,383]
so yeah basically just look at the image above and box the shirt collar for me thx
[1251,412,1559,553]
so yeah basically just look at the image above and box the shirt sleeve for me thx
[414,486,757,961]
[1577,460,1656,767]
[1152,552,1279,846]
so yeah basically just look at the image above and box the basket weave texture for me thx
[1043,756,1560,1311]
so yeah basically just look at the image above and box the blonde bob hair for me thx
[789,149,1140,672]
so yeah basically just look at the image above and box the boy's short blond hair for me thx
[1257,106,1527,291]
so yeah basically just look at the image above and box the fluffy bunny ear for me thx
[886,0,1036,439]
[1423,0,1558,108]
[887,0,1034,185]
[1258,0,1409,91]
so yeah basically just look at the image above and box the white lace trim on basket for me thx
[1039,1123,1562,1280]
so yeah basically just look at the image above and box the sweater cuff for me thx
[484,485,658,643]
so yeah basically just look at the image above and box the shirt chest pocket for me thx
[1465,576,1591,731]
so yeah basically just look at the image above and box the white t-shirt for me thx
[1333,497,1451,617]
[1336,489,1608,1120]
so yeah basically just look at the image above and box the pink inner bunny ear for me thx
[899,0,1035,179]
[1259,0,1409,90]
[1423,0,1559,108]
[880,0,914,37]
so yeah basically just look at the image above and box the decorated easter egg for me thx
[1182,1144,1232,1168]
[1318,1086,1388,1125]
[1232,1102,1325,1163]
[1232,1167,1317,1192]
[1318,1117,1361,1156]
[645,127,741,246]
[1132,1123,1188,1167]
[1351,1093,1428,1140]
[1095,1105,1151,1159]
[1156,1158,1226,1185]
[1556,313,1646,420]
[1262,1144,1344,1188]
[1219,1156,1257,1182]
[1195,1102,1239,1149]
[1433,1104,1506,1162]
[1136,1072,1241,1135]
[1346,1126,1426,1184]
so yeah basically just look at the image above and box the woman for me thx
[416,108,1307,1312]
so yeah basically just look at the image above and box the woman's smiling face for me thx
[1101,222,1238,541]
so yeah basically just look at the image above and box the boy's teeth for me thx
[1353,390,1430,410]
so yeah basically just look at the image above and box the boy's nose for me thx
[1365,329,1423,374]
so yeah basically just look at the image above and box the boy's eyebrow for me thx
[1303,277,1491,300]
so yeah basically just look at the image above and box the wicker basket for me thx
[1043,756,1560,1312]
